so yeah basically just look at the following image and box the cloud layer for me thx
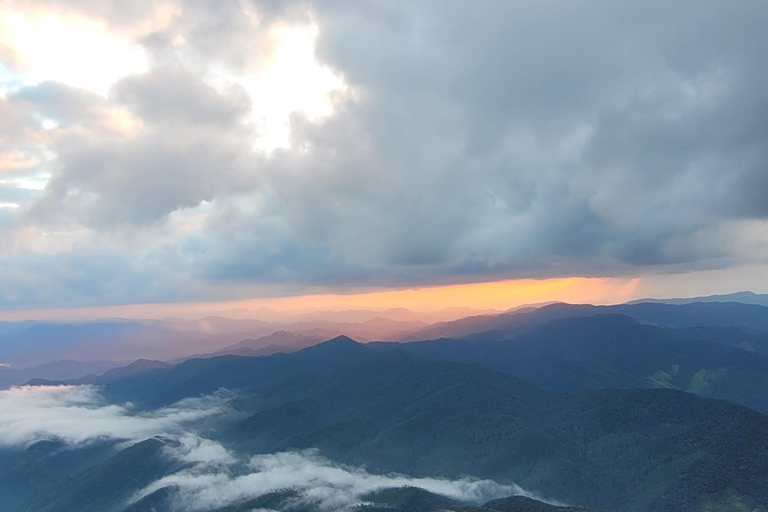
[0,384,533,512]
[136,449,529,512]
[1,0,768,307]
[0,384,229,446]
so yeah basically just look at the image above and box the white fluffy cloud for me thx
[135,449,532,512]
[0,385,230,446]
[0,383,540,512]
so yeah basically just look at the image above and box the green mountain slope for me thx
[374,314,768,414]
[6,335,768,512]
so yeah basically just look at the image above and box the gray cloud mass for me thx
[1,0,768,307]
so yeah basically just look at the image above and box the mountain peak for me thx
[326,334,358,345]
[83,359,169,383]
[296,334,369,360]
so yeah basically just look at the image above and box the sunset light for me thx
[2,3,768,511]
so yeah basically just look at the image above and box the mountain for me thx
[402,301,768,341]
[23,378,67,386]
[293,334,371,360]
[124,487,587,512]
[83,339,768,512]
[0,320,40,336]
[0,359,126,390]
[0,322,160,366]
[284,317,430,342]
[76,359,170,384]
[373,314,768,414]
[222,352,768,512]
[609,301,768,331]
[484,496,592,512]
[235,306,502,325]
[0,320,239,367]
[354,488,592,512]
[399,308,536,340]
[0,315,420,369]
[6,332,768,511]
[0,437,184,512]
[360,487,465,512]
[211,330,323,357]
[629,291,768,307]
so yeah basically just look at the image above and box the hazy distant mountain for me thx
[0,314,433,368]
[402,301,768,341]
[629,291,768,307]
[0,322,162,366]
[0,320,40,336]
[0,306,560,371]
[0,320,233,367]
[399,307,538,341]
[0,359,126,390]
[76,359,170,384]
[285,317,429,342]
[212,330,323,357]
[224,306,503,325]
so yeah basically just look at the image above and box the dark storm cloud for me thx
[248,0,768,272]
[2,0,768,306]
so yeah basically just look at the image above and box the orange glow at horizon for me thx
[232,276,641,312]
[0,276,641,322]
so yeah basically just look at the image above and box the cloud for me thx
[259,0,768,275]
[0,382,539,512]
[112,66,252,128]
[21,72,259,228]
[135,449,531,512]
[0,384,230,446]
[167,433,237,467]
[1,0,768,307]
[11,81,111,127]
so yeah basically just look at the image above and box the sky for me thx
[1,0,768,315]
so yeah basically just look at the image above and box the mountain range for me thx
[3,297,768,512]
